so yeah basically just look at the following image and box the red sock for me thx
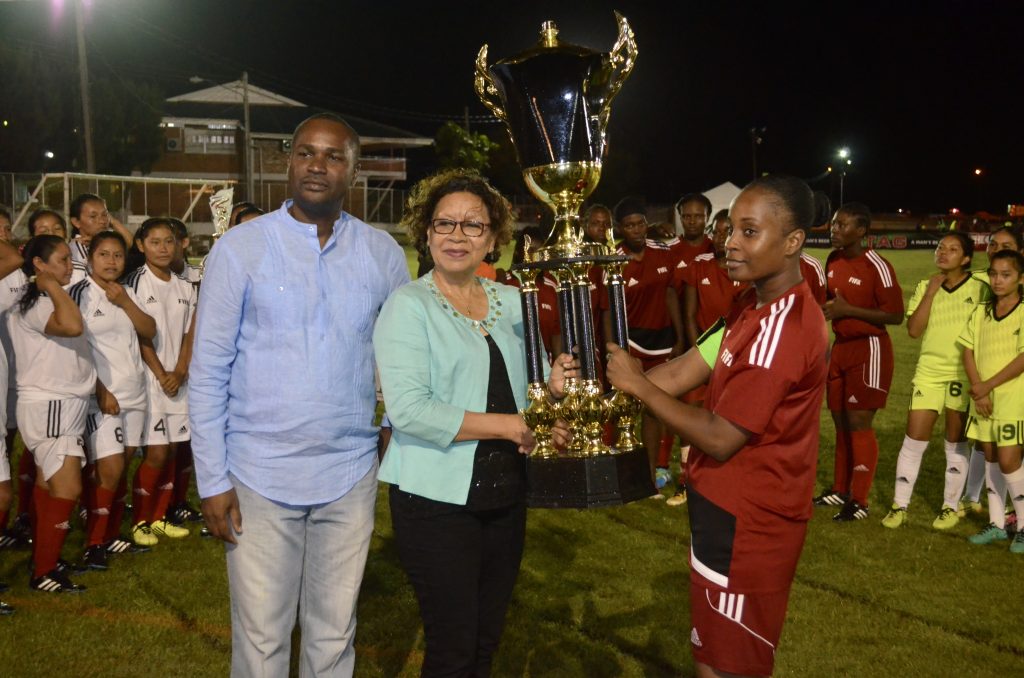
[16,451,35,515]
[105,474,128,542]
[849,429,880,506]
[133,463,161,525]
[832,429,850,495]
[81,463,96,516]
[172,441,193,505]
[32,487,74,578]
[657,434,674,468]
[86,486,116,548]
[153,458,176,523]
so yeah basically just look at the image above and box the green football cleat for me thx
[881,504,908,529]
[131,522,159,547]
[150,519,189,539]
[967,522,1008,545]
[1010,531,1024,555]
[932,505,960,530]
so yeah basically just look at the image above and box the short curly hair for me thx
[401,168,514,255]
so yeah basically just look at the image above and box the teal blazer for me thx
[374,272,543,505]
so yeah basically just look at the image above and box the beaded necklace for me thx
[427,274,502,332]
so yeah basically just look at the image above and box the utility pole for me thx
[242,71,254,201]
[75,0,95,172]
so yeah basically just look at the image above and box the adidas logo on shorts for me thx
[146,296,157,303]
[178,425,188,434]
[701,277,711,285]
[965,297,974,304]
[627,278,639,287]
[690,627,702,648]
[93,309,104,317]
[848,395,859,404]
[914,390,923,397]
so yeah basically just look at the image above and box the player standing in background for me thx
[123,218,197,547]
[8,236,95,592]
[665,210,749,506]
[68,194,134,285]
[601,197,685,493]
[166,219,205,527]
[815,203,904,521]
[961,225,1023,518]
[959,249,1024,553]
[881,232,988,529]
[69,232,157,568]
[0,237,23,610]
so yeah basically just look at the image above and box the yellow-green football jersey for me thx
[957,300,1024,420]
[909,276,989,382]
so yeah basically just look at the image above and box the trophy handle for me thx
[474,45,507,122]
[597,12,638,130]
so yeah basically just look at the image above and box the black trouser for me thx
[389,486,527,678]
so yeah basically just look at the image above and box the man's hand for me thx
[201,488,243,544]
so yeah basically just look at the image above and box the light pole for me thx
[837,147,852,204]
[74,0,95,172]
[750,126,766,180]
[190,73,253,201]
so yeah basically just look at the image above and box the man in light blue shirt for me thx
[190,113,409,677]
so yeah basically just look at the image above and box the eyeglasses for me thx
[430,219,489,237]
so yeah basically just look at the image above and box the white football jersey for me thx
[122,264,196,414]
[69,238,90,286]
[7,294,96,402]
[68,277,148,410]
[0,269,29,377]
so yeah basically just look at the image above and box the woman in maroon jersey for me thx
[607,175,827,677]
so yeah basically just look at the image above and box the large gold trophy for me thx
[476,13,652,508]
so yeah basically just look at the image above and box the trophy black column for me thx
[518,276,546,384]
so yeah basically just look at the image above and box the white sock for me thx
[985,461,1007,528]
[1004,466,1024,522]
[680,445,691,464]
[965,447,986,502]
[893,436,928,508]
[942,441,970,508]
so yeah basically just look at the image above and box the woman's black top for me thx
[463,334,526,511]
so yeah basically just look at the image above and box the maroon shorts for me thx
[689,572,793,677]
[826,334,893,411]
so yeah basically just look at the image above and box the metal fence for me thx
[2,172,236,239]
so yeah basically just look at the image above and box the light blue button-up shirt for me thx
[189,202,409,505]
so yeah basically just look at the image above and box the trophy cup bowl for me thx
[476,14,653,508]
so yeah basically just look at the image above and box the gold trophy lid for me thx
[496,19,594,64]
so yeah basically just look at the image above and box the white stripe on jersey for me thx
[801,252,826,286]
[865,250,894,288]
[748,293,796,368]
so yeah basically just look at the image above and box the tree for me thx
[0,47,163,175]
[90,78,164,175]
[434,121,496,172]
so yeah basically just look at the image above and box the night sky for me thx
[2,0,1022,214]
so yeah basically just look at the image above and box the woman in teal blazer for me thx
[374,169,571,677]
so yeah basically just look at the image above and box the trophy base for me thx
[525,447,654,509]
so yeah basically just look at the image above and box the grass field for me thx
[2,247,1022,677]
